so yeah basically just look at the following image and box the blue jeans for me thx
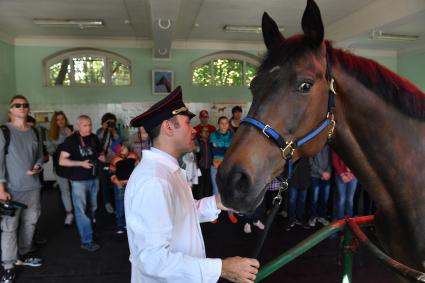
[288,187,307,222]
[335,176,358,220]
[309,177,331,218]
[71,179,99,244]
[211,166,218,196]
[114,185,126,229]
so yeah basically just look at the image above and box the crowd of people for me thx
[0,89,375,283]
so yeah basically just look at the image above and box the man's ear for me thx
[161,120,174,136]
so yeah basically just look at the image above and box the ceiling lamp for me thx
[224,25,284,34]
[370,30,419,42]
[33,19,104,29]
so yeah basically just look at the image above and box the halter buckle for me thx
[330,78,336,95]
[326,112,336,139]
[280,141,295,160]
[272,180,288,206]
[262,124,271,139]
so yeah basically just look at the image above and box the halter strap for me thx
[241,46,336,160]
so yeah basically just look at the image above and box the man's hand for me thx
[0,190,11,201]
[26,164,43,176]
[221,256,260,283]
[98,153,106,163]
[81,160,94,169]
[215,194,229,211]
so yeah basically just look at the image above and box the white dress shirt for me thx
[125,148,222,283]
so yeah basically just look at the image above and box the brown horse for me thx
[217,0,425,281]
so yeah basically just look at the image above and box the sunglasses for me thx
[11,103,30,109]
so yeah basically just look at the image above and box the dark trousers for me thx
[195,168,212,199]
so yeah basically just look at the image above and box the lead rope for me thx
[251,160,293,258]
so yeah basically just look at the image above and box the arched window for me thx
[191,51,260,87]
[43,48,131,86]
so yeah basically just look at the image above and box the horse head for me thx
[217,0,335,213]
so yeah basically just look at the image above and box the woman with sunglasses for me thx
[46,111,74,226]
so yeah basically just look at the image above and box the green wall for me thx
[0,40,16,102]
[13,46,256,105]
[398,51,425,92]
[9,43,424,106]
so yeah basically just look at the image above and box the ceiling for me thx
[0,0,424,58]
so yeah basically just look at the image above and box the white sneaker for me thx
[308,217,317,227]
[64,213,74,226]
[317,217,330,226]
[243,223,252,234]
[253,220,265,230]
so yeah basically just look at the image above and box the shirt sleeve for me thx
[34,129,44,166]
[0,130,6,183]
[126,178,222,283]
[194,195,221,223]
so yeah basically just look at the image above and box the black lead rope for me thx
[251,160,293,258]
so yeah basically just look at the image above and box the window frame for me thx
[191,51,260,87]
[43,48,131,87]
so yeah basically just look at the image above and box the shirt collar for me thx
[150,147,179,167]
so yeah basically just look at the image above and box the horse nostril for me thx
[218,168,251,207]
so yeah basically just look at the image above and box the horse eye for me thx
[297,82,312,93]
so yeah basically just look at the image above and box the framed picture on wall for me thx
[152,69,174,95]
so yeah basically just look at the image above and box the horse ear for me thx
[301,0,324,48]
[262,12,285,50]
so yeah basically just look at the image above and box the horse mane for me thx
[327,41,425,120]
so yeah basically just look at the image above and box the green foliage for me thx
[192,58,257,87]
[73,56,105,84]
[111,60,131,86]
[193,63,211,86]
[47,55,131,87]
[245,63,257,86]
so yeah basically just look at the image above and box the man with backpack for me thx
[0,95,44,283]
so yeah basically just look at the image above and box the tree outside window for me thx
[44,49,131,87]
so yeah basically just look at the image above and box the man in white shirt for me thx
[125,86,259,283]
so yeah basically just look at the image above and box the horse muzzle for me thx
[216,165,260,213]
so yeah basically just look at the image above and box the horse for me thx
[156,75,171,92]
[216,0,425,281]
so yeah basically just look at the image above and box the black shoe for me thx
[80,242,100,252]
[33,236,47,245]
[284,221,296,231]
[0,268,15,283]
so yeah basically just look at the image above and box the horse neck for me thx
[332,65,425,214]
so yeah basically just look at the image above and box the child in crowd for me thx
[110,142,139,234]
[196,126,213,199]
[284,158,311,231]
[210,116,237,223]
[131,126,151,159]
[332,151,358,220]
[308,145,332,227]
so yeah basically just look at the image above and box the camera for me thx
[90,159,99,177]
[0,200,28,217]
[107,120,115,129]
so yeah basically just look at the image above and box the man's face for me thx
[200,127,210,139]
[232,111,242,120]
[9,98,30,120]
[200,116,209,125]
[172,115,196,154]
[78,118,92,136]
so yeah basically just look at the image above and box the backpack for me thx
[52,142,73,179]
[0,124,39,155]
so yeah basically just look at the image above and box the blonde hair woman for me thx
[46,111,74,225]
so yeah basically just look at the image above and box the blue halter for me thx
[241,51,336,162]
